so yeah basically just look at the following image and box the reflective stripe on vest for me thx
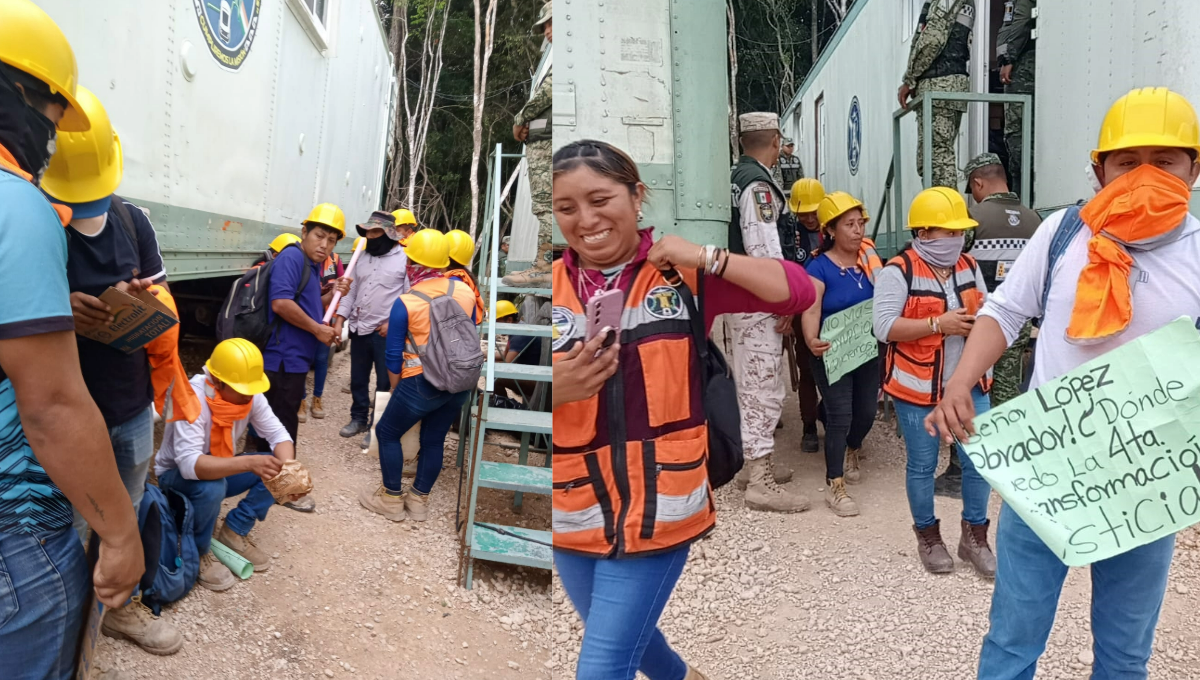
[551,259,716,557]
[882,250,991,406]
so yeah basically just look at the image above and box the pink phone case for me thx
[585,289,624,341]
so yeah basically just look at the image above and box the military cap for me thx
[739,112,780,134]
[963,152,1003,178]
[534,2,551,26]
[782,137,795,146]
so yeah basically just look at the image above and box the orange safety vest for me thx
[858,237,884,283]
[146,285,201,423]
[0,143,72,226]
[398,277,479,379]
[444,268,485,323]
[881,250,992,406]
[551,259,716,558]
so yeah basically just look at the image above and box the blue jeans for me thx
[894,387,991,529]
[157,452,278,555]
[375,373,468,495]
[73,405,155,542]
[555,547,690,680]
[977,504,1175,680]
[305,343,331,399]
[349,331,390,425]
[0,527,90,680]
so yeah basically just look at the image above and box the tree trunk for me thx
[726,0,739,163]
[811,0,818,64]
[468,0,500,239]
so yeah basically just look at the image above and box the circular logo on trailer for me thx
[551,306,577,351]
[847,96,863,176]
[193,0,262,72]
[644,286,683,320]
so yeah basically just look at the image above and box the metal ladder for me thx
[456,144,553,589]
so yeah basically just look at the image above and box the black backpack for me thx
[217,243,311,348]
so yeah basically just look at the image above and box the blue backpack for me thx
[137,484,200,615]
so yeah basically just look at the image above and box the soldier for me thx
[898,0,976,189]
[504,1,553,288]
[998,0,1035,196]
[729,112,809,513]
[774,137,804,192]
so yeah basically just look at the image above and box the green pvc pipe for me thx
[209,538,254,580]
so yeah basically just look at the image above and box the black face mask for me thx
[366,235,397,257]
[0,67,57,182]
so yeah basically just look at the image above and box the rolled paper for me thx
[209,539,254,580]
[323,237,367,324]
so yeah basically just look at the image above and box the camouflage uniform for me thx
[997,0,1036,196]
[516,70,553,249]
[903,0,976,189]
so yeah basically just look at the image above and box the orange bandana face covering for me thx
[1069,164,1193,342]
[205,379,254,458]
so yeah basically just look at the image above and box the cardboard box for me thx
[74,533,104,680]
[75,287,179,354]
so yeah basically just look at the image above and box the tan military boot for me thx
[310,396,325,419]
[733,453,793,490]
[684,663,710,680]
[101,596,184,656]
[825,477,859,517]
[217,523,270,572]
[297,400,308,423]
[501,242,552,288]
[359,484,407,522]
[405,491,430,521]
[914,521,954,574]
[198,552,237,592]
[744,457,810,513]
[957,519,997,579]
[845,447,863,484]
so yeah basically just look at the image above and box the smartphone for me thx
[585,288,624,348]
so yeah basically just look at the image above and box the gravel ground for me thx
[99,341,552,679]
[551,388,1200,679]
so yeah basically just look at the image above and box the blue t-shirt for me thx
[67,200,167,427]
[507,334,542,366]
[0,171,76,534]
[806,253,874,325]
[264,244,323,374]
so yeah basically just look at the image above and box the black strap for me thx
[109,194,141,273]
[270,243,313,346]
[661,267,709,369]
[404,280,455,357]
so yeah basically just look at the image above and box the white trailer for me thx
[781,0,1200,254]
[36,0,394,281]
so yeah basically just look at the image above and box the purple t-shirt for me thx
[264,245,323,374]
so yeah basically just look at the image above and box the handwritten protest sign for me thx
[960,317,1200,566]
[820,299,876,383]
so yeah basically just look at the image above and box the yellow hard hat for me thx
[353,236,364,251]
[445,229,475,266]
[40,86,122,204]
[403,229,450,269]
[206,338,271,396]
[906,187,978,231]
[303,202,346,237]
[391,208,417,227]
[0,0,89,131]
[269,233,301,253]
[816,191,868,229]
[495,300,519,319]
[788,178,825,214]
[1092,88,1200,164]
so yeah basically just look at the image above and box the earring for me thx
[637,210,644,222]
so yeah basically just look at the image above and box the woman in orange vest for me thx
[799,192,883,518]
[873,187,995,577]
[552,140,815,680]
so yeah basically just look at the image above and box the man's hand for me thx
[775,315,793,335]
[999,64,1013,85]
[93,534,144,608]
[245,454,284,482]
[332,317,344,342]
[513,124,529,142]
[552,333,620,409]
[898,83,912,110]
[115,278,158,296]
[924,381,978,444]
[313,323,337,347]
[377,320,389,338]
[334,277,352,297]
[70,292,113,328]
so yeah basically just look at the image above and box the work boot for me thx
[358,484,407,522]
[101,597,184,656]
[198,552,237,592]
[501,242,552,288]
[844,447,863,484]
[310,396,325,419]
[95,669,131,680]
[402,458,417,477]
[361,431,372,449]
[297,400,308,423]
[284,495,316,513]
[340,420,369,438]
[743,457,810,513]
[825,477,859,517]
[913,521,954,574]
[801,428,819,453]
[734,454,793,491]
[405,490,430,521]
[217,522,271,572]
[341,382,351,394]
[684,664,710,680]
[957,519,997,579]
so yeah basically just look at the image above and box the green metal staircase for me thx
[456,144,553,589]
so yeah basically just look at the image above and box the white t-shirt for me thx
[979,210,1200,390]
[154,371,293,480]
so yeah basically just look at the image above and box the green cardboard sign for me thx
[820,299,877,383]
[960,317,1200,566]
